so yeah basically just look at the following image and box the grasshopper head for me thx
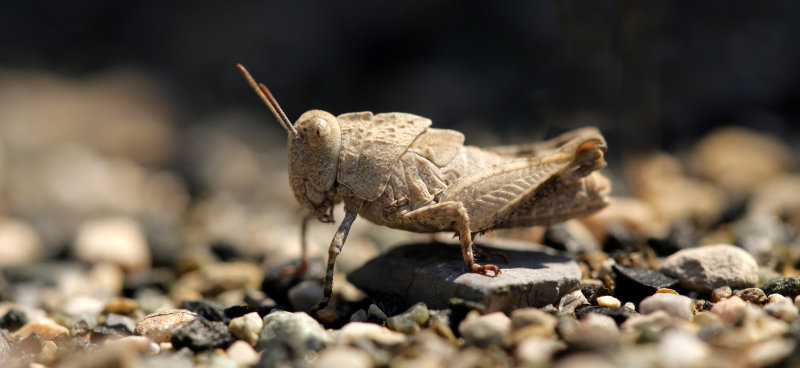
[287,110,342,222]
[237,65,341,222]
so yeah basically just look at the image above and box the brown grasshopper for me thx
[237,64,611,312]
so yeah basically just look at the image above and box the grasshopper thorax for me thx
[288,110,342,222]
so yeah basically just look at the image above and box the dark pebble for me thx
[0,309,29,331]
[647,221,697,256]
[695,299,714,312]
[224,305,275,319]
[255,341,299,368]
[544,223,599,253]
[210,241,249,262]
[181,300,229,323]
[575,305,635,325]
[581,282,613,305]
[123,268,176,296]
[91,325,126,344]
[171,318,233,352]
[602,224,638,253]
[761,277,800,297]
[104,313,136,334]
[613,264,678,304]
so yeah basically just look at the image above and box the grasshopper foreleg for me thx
[310,210,358,313]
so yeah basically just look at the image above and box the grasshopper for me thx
[237,64,611,312]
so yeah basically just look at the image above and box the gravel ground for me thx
[1,70,800,368]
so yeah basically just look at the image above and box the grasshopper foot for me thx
[470,262,501,277]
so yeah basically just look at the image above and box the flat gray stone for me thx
[347,240,581,312]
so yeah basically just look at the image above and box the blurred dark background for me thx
[2,0,798,152]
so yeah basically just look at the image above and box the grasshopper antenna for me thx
[237,64,299,139]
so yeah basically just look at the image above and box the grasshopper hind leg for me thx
[403,202,501,277]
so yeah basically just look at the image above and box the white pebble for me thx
[639,293,694,320]
[596,295,621,308]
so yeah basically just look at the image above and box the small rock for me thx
[761,277,800,297]
[386,302,429,334]
[104,297,138,315]
[107,335,159,355]
[658,329,711,367]
[510,307,558,336]
[171,318,233,351]
[367,304,388,323]
[338,322,407,346]
[226,340,260,366]
[228,311,263,347]
[763,298,798,322]
[557,289,587,316]
[0,219,42,266]
[596,296,621,308]
[515,336,564,366]
[348,241,581,312]
[458,311,511,347]
[710,296,747,323]
[63,295,107,316]
[180,300,228,323]
[563,313,619,351]
[170,261,262,301]
[659,244,758,292]
[349,309,367,322]
[745,338,796,367]
[693,311,723,326]
[134,309,199,343]
[257,310,333,352]
[735,288,767,305]
[315,346,373,368]
[575,306,635,325]
[613,264,678,304]
[711,307,790,348]
[287,280,323,312]
[543,220,601,253]
[0,308,29,331]
[639,293,695,320]
[579,280,613,305]
[73,217,151,272]
[11,316,69,340]
[621,310,681,337]
[105,313,136,334]
[710,286,732,302]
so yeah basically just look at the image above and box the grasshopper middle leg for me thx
[402,202,501,276]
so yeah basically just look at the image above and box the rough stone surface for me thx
[134,309,199,343]
[613,265,678,304]
[257,311,333,352]
[348,241,582,312]
[639,293,695,320]
[761,277,800,297]
[659,244,758,292]
[171,318,233,352]
[458,311,512,347]
[228,311,263,347]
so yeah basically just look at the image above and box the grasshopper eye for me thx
[307,118,331,150]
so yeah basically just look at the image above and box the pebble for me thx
[658,329,710,367]
[596,295,621,308]
[171,318,233,351]
[134,309,199,343]
[367,304,388,323]
[226,340,260,366]
[180,300,228,323]
[73,217,151,272]
[458,311,511,347]
[515,336,564,365]
[510,307,558,336]
[257,310,333,352]
[106,313,136,334]
[639,293,695,320]
[621,310,681,337]
[710,285,732,302]
[761,276,800,297]
[735,287,767,305]
[763,297,798,322]
[228,311,263,347]
[710,296,747,323]
[107,335,160,355]
[170,261,262,301]
[543,219,601,253]
[337,322,407,346]
[314,346,373,368]
[745,338,796,367]
[613,264,678,304]
[0,219,42,266]
[10,316,69,340]
[563,313,620,351]
[63,295,107,316]
[287,280,323,312]
[349,309,367,322]
[557,289,587,316]
[659,244,758,292]
[386,302,429,334]
[0,308,29,331]
[579,279,613,305]
[574,306,635,325]
[348,241,581,312]
[104,297,138,315]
